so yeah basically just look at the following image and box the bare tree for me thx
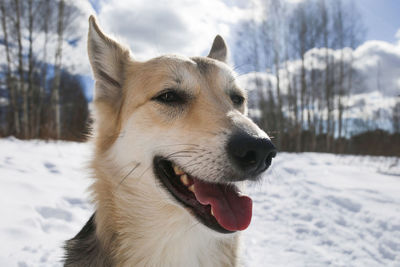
[0,0,20,135]
[288,1,314,151]
[26,0,44,137]
[13,0,29,138]
[268,0,286,149]
[51,0,81,139]
[393,97,400,134]
[51,0,65,139]
[317,0,335,152]
[34,0,53,137]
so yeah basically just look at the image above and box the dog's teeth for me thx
[180,174,189,186]
[211,209,215,216]
[188,184,195,193]
[173,165,185,176]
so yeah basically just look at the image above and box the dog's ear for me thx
[207,35,228,63]
[87,15,131,105]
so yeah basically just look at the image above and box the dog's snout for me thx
[227,133,277,178]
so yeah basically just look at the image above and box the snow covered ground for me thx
[0,138,399,266]
[243,153,400,267]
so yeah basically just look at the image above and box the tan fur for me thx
[85,15,268,267]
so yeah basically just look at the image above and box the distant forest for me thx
[234,0,400,156]
[0,0,399,156]
[0,0,88,141]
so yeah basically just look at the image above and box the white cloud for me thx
[30,0,96,75]
[41,0,260,75]
[0,0,307,77]
[62,0,97,74]
[353,40,400,96]
[96,0,256,61]
[241,40,400,97]
[285,0,305,3]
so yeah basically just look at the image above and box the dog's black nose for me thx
[227,133,277,177]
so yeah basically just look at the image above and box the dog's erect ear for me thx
[207,35,228,63]
[87,15,131,104]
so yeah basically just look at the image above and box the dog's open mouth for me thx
[153,156,252,233]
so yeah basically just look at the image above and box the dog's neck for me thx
[68,159,239,267]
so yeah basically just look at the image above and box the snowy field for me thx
[0,138,399,267]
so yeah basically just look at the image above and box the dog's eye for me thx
[153,90,184,105]
[231,94,245,106]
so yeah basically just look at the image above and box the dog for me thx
[64,15,276,267]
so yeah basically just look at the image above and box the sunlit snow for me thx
[0,138,399,266]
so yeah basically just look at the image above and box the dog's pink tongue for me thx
[193,179,252,231]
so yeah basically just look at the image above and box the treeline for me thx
[0,0,88,141]
[235,0,400,156]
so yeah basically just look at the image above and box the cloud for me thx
[36,0,259,76]
[285,0,305,3]
[55,0,97,75]
[96,0,256,61]
[0,0,298,76]
[240,40,400,97]
[353,40,400,96]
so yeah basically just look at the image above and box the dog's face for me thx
[88,16,276,234]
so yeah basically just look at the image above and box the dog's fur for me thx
[64,16,271,267]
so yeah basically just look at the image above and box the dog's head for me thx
[88,16,276,234]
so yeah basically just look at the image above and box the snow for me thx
[243,153,400,266]
[0,138,399,266]
[0,138,93,267]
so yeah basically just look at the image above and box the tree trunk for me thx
[337,53,344,151]
[0,0,20,136]
[284,50,296,151]
[292,76,301,152]
[274,51,283,149]
[36,0,50,138]
[14,0,28,138]
[27,0,35,137]
[310,67,317,151]
[52,0,65,139]
[321,0,331,152]
[300,54,306,152]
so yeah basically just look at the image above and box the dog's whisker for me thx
[182,157,199,166]
[164,150,199,160]
[118,162,141,187]
[167,155,193,159]
[183,161,202,169]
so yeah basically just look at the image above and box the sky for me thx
[353,0,400,44]
[1,0,399,75]
[88,0,400,44]
[80,0,400,68]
